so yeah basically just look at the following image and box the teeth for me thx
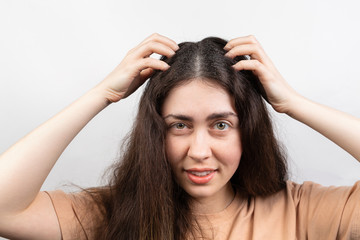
[189,171,213,177]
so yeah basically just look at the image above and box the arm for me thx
[224,35,360,161]
[0,33,178,239]
[0,90,109,240]
[285,95,360,161]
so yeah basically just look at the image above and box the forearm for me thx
[225,36,360,162]
[287,95,360,161]
[0,88,110,215]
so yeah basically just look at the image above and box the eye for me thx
[167,122,190,135]
[173,122,187,129]
[214,122,229,130]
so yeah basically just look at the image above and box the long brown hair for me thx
[91,37,288,239]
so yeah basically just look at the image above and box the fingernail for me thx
[172,44,179,51]
[224,44,231,51]
[224,52,231,58]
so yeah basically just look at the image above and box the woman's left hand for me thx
[225,36,360,161]
[224,35,299,114]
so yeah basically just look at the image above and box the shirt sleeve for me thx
[45,190,105,240]
[291,180,360,239]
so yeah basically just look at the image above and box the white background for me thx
[0,1,359,230]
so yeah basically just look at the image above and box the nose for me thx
[187,129,212,161]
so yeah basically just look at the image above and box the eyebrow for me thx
[163,112,238,121]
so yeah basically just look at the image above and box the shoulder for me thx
[46,188,108,240]
[239,181,360,238]
[249,180,360,224]
[285,180,360,203]
[283,180,360,238]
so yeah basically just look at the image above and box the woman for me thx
[0,33,359,239]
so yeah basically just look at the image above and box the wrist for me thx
[85,87,114,108]
[91,79,126,103]
[284,93,310,119]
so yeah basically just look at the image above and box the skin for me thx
[0,33,359,239]
[163,79,242,214]
[224,35,360,161]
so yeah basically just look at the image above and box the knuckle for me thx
[143,57,153,65]
[248,35,258,43]
[150,32,161,39]
[253,60,261,68]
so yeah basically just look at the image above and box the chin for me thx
[183,185,220,200]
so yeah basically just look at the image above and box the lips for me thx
[188,170,213,177]
[185,168,216,184]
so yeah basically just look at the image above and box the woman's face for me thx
[162,79,242,203]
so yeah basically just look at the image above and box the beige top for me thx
[46,181,360,240]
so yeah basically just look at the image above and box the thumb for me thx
[139,68,154,82]
[122,68,154,98]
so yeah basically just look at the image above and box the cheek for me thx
[165,136,186,167]
[222,147,242,167]
[217,134,242,167]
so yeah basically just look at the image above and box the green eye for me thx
[175,123,186,129]
[215,122,229,130]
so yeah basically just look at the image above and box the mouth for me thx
[185,168,217,184]
[188,170,213,177]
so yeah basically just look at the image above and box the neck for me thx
[190,183,235,214]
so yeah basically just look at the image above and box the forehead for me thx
[161,78,236,116]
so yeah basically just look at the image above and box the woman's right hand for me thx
[95,33,179,103]
[224,35,299,114]
[0,33,178,240]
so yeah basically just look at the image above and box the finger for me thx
[133,41,177,59]
[137,58,170,72]
[140,33,179,52]
[225,43,262,60]
[224,35,258,51]
[225,43,274,68]
[125,69,152,97]
[232,59,268,79]
[139,68,154,82]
